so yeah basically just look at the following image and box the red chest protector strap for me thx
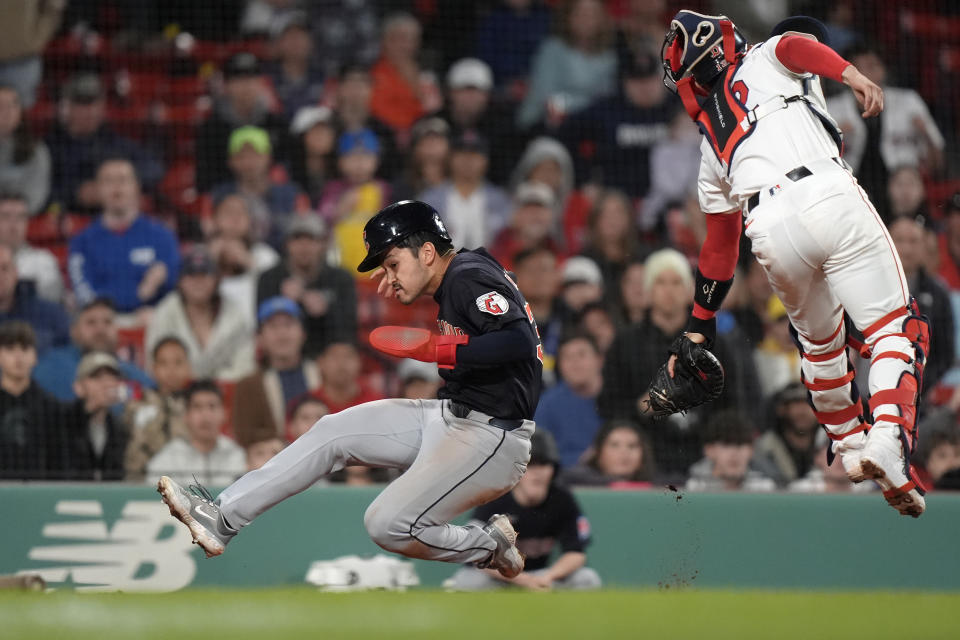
[677,64,753,168]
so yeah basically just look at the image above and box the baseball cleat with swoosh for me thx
[157,476,237,557]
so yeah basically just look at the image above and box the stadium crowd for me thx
[1,0,960,497]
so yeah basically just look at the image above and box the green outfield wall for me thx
[2,485,958,592]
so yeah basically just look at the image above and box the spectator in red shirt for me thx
[370,13,429,132]
[491,182,562,271]
[313,341,382,413]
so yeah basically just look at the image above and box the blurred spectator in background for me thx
[640,113,701,233]
[579,190,642,298]
[421,130,509,250]
[333,64,398,178]
[731,257,774,345]
[561,49,673,198]
[34,297,153,401]
[535,334,604,467]
[448,430,600,591]
[146,379,245,485]
[396,358,442,401]
[370,13,429,132]
[514,246,562,373]
[613,0,668,60]
[615,259,646,326]
[938,194,960,291]
[307,1,379,78]
[257,215,356,357]
[562,421,654,487]
[509,137,586,251]
[0,0,63,108]
[0,190,62,302]
[886,166,928,222]
[196,52,288,192]
[46,74,162,213]
[313,341,382,414]
[517,0,617,130]
[559,256,604,325]
[474,0,551,92]
[686,410,775,492]
[0,244,68,354]
[752,383,820,488]
[68,158,180,313]
[288,106,337,205]
[245,436,285,471]
[208,193,280,322]
[0,85,49,213]
[393,116,450,201]
[491,182,561,270]
[914,420,960,491]
[320,129,391,271]
[430,58,518,184]
[233,297,319,447]
[889,213,954,392]
[145,246,255,382]
[574,301,616,354]
[265,11,324,121]
[124,336,192,482]
[285,393,329,442]
[0,321,65,480]
[210,126,310,249]
[64,351,129,481]
[240,0,298,36]
[752,296,800,399]
[826,44,944,213]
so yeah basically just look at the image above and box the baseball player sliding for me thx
[159,200,543,576]
[645,11,930,517]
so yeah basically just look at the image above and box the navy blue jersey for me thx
[433,248,543,419]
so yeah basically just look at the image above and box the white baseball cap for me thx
[290,105,334,136]
[446,58,493,91]
[562,256,604,288]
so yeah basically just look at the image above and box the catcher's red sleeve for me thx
[775,35,850,82]
[692,213,741,321]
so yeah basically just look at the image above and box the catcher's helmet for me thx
[661,10,747,93]
[356,200,451,272]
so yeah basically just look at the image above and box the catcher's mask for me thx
[661,10,747,96]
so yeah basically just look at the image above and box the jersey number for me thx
[525,303,545,364]
[732,80,749,105]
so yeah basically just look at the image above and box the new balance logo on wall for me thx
[17,500,196,592]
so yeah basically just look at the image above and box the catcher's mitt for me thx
[643,336,725,418]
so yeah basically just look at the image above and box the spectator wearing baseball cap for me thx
[46,72,163,214]
[558,48,676,198]
[560,255,604,318]
[257,214,357,358]
[686,409,776,493]
[333,64,401,179]
[396,358,442,400]
[63,350,129,481]
[490,182,563,271]
[289,106,338,205]
[145,245,256,383]
[232,296,320,447]
[751,382,821,489]
[393,117,451,201]
[420,57,520,184]
[265,11,325,121]
[420,129,510,250]
[195,52,288,192]
[318,129,391,275]
[207,125,311,250]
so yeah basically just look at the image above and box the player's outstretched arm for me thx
[841,65,884,118]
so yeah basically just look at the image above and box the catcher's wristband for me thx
[686,315,717,347]
[694,269,733,313]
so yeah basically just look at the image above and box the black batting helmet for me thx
[356,200,451,272]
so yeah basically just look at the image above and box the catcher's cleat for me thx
[859,426,926,518]
[157,476,237,557]
[832,431,868,483]
[479,514,525,579]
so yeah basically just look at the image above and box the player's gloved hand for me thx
[369,326,469,369]
[642,335,725,418]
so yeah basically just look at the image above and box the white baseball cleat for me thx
[833,431,868,483]
[481,514,525,579]
[859,425,925,518]
[157,476,237,557]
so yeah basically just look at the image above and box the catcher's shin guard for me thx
[859,299,930,515]
[791,320,869,482]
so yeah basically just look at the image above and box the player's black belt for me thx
[449,401,524,431]
[743,158,845,215]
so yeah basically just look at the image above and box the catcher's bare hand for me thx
[842,65,884,118]
[667,331,706,378]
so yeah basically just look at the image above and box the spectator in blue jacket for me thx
[45,73,162,214]
[474,0,551,90]
[68,157,180,313]
[0,245,68,354]
[33,297,153,402]
[534,333,604,467]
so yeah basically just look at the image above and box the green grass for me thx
[3,588,960,640]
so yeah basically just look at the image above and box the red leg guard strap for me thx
[882,481,916,499]
[874,414,910,429]
[803,345,846,363]
[871,351,913,364]
[814,403,863,425]
[847,335,872,359]
[803,319,845,346]
[863,307,908,339]
[825,422,869,441]
[869,388,917,412]
[804,370,856,392]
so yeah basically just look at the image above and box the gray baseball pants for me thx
[217,398,534,565]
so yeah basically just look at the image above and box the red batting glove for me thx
[369,326,470,369]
